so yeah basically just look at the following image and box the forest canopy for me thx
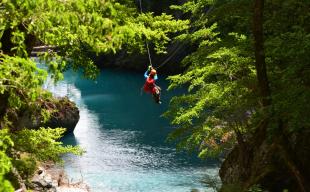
[164,0,310,191]
[165,0,310,158]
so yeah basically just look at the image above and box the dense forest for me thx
[0,0,309,192]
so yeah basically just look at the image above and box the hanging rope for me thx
[146,42,153,67]
[138,0,153,67]
[138,0,188,70]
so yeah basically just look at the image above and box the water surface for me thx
[48,69,219,192]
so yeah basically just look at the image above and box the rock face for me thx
[17,97,79,133]
[29,162,89,192]
[219,127,310,192]
[42,97,80,133]
[92,42,190,75]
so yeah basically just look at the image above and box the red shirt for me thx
[143,77,156,94]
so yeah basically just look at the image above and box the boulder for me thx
[17,97,79,133]
[42,97,80,133]
[29,162,89,192]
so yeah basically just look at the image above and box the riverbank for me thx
[29,162,89,192]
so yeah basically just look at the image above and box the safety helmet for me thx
[150,69,157,76]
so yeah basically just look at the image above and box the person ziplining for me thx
[142,66,162,104]
[138,0,165,104]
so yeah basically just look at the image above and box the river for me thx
[47,69,219,192]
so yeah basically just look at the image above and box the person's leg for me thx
[152,87,161,104]
[155,85,161,91]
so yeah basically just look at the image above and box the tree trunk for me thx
[253,0,271,107]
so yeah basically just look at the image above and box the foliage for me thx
[0,0,188,79]
[247,185,264,192]
[11,127,83,163]
[165,1,256,157]
[0,128,81,190]
[165,0,310,159]
[0,54,50,129]
[263,0,310,133]
[0,129,14,192]
[0,55,81,186]
[0,56,72,188]
[12,156,37,179]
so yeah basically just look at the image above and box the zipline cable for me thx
[146,41,153,67]
[138,0,189,70]
[138,0,153,67]
[155,42,184,69]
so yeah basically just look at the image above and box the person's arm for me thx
[144,71,148,79]
[154,74,158,80]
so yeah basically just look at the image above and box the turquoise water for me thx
[48,69,219,192]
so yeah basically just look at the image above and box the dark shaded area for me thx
[220,126,310,192]
[0,28,15,55]
[93,41,191,75]
[0,25,37,56]
[138,0,186,16]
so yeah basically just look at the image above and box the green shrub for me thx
[13,157,37,179]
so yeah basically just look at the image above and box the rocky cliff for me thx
[16,97,79,133]
[92,42,190,75]
[220,126,310,192]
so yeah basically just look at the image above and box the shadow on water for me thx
[61,132,78,146]
[52,68,219,192]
